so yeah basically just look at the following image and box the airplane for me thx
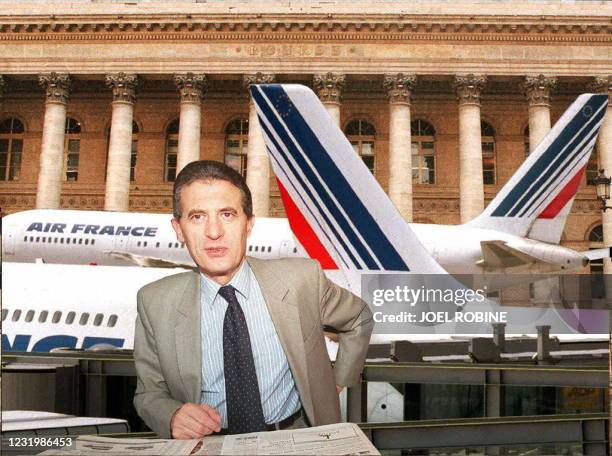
[2,90,609,284]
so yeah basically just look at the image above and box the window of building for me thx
[588,225,604,298]
[345,119,376,174]
[25,310,35,322]
[481,121,496,185]
[64,117,81,181]
[523,125,531,157]
[411,120,436,184]
[107,314,118,328]
[52,311,62,324]
[66,311,76,324]
[165,118,179,182]
[0,117,24,181]
[224,118,249,178]
[586,144,599,186]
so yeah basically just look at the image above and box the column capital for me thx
[384,73,417,105]
[174,73,207,103]
[453,74,487,106]
[522,74,557,107]
[313,72,346,104]
[105,72,138,104]
[243,72,276,88]
[38,72,71,104]
[589,75,612,94]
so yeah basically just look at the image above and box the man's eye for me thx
[221,212,235,220]
[191,214,205,222]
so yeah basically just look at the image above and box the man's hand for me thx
[170,403,221,439]
[336,385,344,394]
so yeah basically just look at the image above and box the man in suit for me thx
[133,160,373,439]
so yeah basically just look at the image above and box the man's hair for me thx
[172,160,253,219]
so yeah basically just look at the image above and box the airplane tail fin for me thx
[249,84,446,274]
[468,94,608,244]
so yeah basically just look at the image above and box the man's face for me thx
[171,179,253,285]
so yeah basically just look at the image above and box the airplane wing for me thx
[477,240,538,268]
[105,251,195,269]
[583,247,612,262]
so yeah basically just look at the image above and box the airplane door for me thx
[3,227,15,255]
[279,240,290,258]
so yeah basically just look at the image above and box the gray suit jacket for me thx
[133,257,373,438]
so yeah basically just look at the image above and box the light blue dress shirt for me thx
[199,261,301,428]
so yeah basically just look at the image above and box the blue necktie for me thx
[219,285,267,434]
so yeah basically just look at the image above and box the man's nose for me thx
[205,216,224,239]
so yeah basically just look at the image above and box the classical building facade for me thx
[1,1,610,257]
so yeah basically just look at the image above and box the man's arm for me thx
[133,289,184,438]
[316,265,373,387]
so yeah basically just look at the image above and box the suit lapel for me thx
[246,257,315,421]
[174,272,202,403]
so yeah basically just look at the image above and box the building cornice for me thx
[0,15,610,42]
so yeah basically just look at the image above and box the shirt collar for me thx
[200,260,251,308]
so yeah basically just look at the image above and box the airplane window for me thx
[25,310,35,322]
[30,236,34,242]
[137,241,141,247]
[248,245,252,252]
[78,239,83,245]
[36,236,40,242]
[1,309,8,321]
[144,241,148,247]
[52,311,62,323]
[54,238,58,243]
[12,309,22,322]
[42,236,46,242]
[65,311,76,324]
[91,239,95,245]
[38,310,48,323]
[84,239,89,245]
[168,242,172,248]
[107,314,118,327]
[267,246,271,253]
[23,235,27,242]
[60,238,64,244]
[156,242,160,248]
[254,246,259,252]
[79,313,89,325]
[181,243,185,248]
[293,248,297,253]
[73,238,77,244]
[93,313,103,326]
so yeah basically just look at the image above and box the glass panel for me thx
[65,118,81,134]
[12,309,22,322]
[225,153,242,173]
[226,139,241,154]
[168,139,178,149]
[242,140,248,155]
[25,310,35,322]
[79,313,89,325]
[52,311,62,323]
[68,139,80,153]
[0,139,8,153]
[167,119,179,134]
[66,311,76,324]
[350,142,359,154]
[422,141,434,150]
[0,152,7,168]
[1,309,7,321]
[361,141,374,155]
[411,142,419,156]
[107,315,118,328]
[39,310,48,323]
[362,155,375,174]
[167,154,177,167]
[0,118,13,133]
[94,313,104,326]
[12,138,22,153]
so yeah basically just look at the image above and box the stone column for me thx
[243,72,275,217]
[454,74,487,223]
[591,76,612,274]
[384,73,417,221]
[522,74,557,152]
[313,72,345,126]
[36,73,71,209]
[174,73,207,174]
[104,73,138,212]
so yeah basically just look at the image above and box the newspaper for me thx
[195,423,380,456]
[39,435,200,455]
[40,423,379,456]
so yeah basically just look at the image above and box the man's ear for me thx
[171,218,185,243]
[246,216,254,237]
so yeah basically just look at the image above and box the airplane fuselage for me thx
[2,209,589,278]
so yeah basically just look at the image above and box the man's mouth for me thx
[205,247,228,257]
